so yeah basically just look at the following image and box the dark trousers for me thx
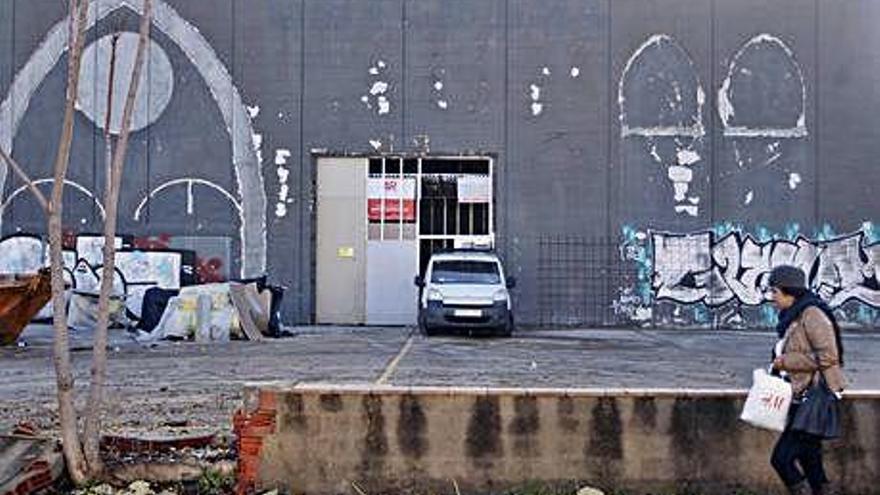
[771,403,829,489]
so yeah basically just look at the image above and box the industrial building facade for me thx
[1,0,877,329]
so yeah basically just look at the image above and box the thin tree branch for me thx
[0,146,49,213]
[83,0,154,473]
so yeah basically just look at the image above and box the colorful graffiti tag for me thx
[618,223,880,327]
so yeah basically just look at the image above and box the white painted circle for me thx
[77,33,174,134]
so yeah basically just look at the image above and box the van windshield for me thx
[430,260,501,285]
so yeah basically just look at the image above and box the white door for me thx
[316,157,367,324]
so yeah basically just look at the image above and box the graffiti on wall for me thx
[617,223,880,326]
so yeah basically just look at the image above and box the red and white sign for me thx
[368,178,416,221]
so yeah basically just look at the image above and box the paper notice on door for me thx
[457,175,490,203]
[337,247,354,258]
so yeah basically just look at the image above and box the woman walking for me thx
[767,265,846,495]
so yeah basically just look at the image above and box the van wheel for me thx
[418,315,435,336]
[498,314,514,338]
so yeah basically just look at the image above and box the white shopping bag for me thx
[740,368,793,432]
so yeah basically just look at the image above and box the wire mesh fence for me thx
[536,235,629,328]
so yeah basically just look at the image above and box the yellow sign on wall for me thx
[337,247,355,258]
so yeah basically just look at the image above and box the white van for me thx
[414,250,515,337]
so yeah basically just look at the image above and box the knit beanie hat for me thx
[768,265,806,290]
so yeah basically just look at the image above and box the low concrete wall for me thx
[235,384,880,495]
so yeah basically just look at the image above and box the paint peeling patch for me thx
[542,66,551,76]
[674,205,699,217]
[274,148,292,219]
[676,149,700,166]
[246,105,260,119]
[649,144,662,163]
[377,96,390,115]
[667,166,692,183]
[370,81,389,96]
[529,84,541,101]
[369,139,382,151]
[788,172,801,190]
[744,190,754,205]
[432,73,449,111]
[528,83,544,117]
[570,67,580,78]
[274,149,291,166]
[530,102,543,116]
[363,59,392,117]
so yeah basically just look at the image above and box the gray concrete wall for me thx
[237,383,880,495]
[1,0,878,328]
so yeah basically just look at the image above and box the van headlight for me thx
[493,289,509,302]
[427,288,443,301]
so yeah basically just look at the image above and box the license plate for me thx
[454,309,483,318]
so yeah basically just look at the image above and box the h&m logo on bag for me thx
[760,394,786,411]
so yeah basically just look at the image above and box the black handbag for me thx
[790,372,841,439]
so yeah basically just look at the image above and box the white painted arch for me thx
[618,34,706,139]
[0,0,266,277]
[718,33,808,138]
[133,177,242,221]
[0,178,106,219]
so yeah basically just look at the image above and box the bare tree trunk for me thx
[49,0,91,484]
[82,0,153,473]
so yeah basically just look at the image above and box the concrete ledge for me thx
[236,382,880,495]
